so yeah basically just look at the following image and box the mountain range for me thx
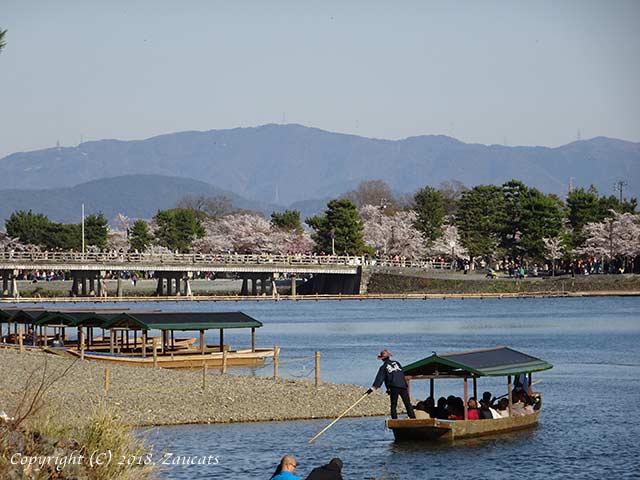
[0,175,280,225]
[1,124,638,224]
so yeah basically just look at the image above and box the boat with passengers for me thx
[386,346,552,441]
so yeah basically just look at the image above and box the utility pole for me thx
[614,180,627,204]
[81,203,85,255]
[330,228,335,256]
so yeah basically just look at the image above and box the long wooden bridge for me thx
[0,251,372,298]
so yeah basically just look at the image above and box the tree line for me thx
[2,179,639,272]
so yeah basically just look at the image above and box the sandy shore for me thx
[0,348,389,427]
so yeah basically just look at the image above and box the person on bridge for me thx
[367,349,415,420]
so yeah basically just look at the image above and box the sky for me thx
[1,0,639,158]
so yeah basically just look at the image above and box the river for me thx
[27,297,640,479]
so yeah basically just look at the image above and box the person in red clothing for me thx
[467,397,480,420]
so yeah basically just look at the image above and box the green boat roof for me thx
[2,309,46,323]
[103,311,262,331]
[403,346,553,378]
[0,309,262,331]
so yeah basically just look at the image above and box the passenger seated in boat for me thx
[467,397,480,420]
[434,397,448,419]
[423,396,436,418]
[413,401,431,419]
[479,392,500,419]
[496,398,509,417]
[447,397,464,420]
[511,391,535,416]
[481,391,495,407]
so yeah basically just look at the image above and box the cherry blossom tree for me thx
[193,213,313,254]
[0,231,26,251]
[113,213,131,232]
[106,213,132,251]
[574,211,640,271]
[543,236,565,276]
[107,229,129,251]
[360,205,427,258]
[429,225,468,259]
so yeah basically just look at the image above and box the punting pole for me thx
[308,391,371,444]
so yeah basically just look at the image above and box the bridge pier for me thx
[155,271,192,297]
[70,271,101,297]
[238,273,275,296]
[116,275,123,297]
[1,270,19,298]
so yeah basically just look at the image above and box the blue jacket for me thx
[271,471,301,480]
[373,359,408,390]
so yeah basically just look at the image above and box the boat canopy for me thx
[103,311,262,331]
[2,309,45,324]
[403,346,552,378]
[34,311,120,327]
[0,308,262,331]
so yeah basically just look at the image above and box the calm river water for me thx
[31,297,640,479]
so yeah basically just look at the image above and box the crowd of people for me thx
[413,388,539,421]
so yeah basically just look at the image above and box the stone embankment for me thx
[367,271,640,295]
[0,349,388,427]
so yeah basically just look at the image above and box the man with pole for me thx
[307,348,415,444]
[367,349,415,420]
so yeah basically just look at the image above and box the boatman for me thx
[367,349,415,420]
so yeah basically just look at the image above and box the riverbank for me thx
[3,273,638,302]
[1,289,638,304]
[367,271,640,295]
[0,349,388,428]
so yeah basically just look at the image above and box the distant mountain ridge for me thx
[1,124,638,205]
[0,175,280,225]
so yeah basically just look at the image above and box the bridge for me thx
[0,251,370,298]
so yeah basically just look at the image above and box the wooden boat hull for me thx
[386,410,541,441]
[52,347,274,369]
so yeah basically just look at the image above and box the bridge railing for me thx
[371,259,451,269]
[0,251,362,266]
[0,251,455,270]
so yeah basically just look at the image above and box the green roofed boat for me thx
[0,308,275,369]
[386,346,553,441]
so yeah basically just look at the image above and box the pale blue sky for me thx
[1,0,639,157]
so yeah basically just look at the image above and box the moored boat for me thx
[386,346,552,441]
[0,308,275,369]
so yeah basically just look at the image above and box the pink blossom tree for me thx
[193,213,313,254]
[575,211,640,271]
[429,224,468,259]
[543,236,565,276]
[360,205,427,258]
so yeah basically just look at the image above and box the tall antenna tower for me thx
[614,179,627,203]
[577,129,582,141]
[568,177,574,195]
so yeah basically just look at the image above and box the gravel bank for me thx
[0,349,389,427]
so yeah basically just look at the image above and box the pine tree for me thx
[306,199,370,255]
